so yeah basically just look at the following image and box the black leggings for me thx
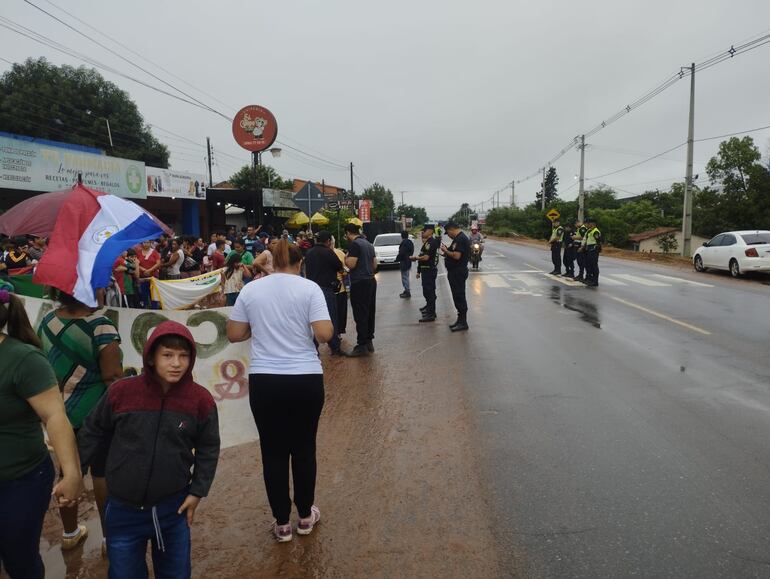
[249,374,325,525]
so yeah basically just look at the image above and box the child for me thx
[78,321,220,578]
[222,252,246,307]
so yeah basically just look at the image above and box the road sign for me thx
[292,182,326,215]
[546,208,560,222]
[327,200,340,211]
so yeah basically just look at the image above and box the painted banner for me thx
[21,296,256,449]
[146,167,207,200]
[358,199,372,223]
[0,135,146,198]
[150,268,224,310]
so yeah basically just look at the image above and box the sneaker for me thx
[61,525,88,551]
[399,292,411,299]
[273,522,293,542]
[297,506,321,536]
[345,345,369,357]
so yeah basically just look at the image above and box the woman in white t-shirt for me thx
[227,239,333,543]
[164,238,184,280]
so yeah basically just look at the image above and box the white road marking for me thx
[483,274,510,288]
[651,274,714,288]
[594,276,626,286]
[608,295,711,335]
[611,274,671,287]
[543,273,585,287]
[506,274,542,287]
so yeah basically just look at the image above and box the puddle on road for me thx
[549,286,602,329]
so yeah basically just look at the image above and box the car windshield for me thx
[741,233,770,245]
[374,234,402,247]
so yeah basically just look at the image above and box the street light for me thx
[85,109,113,149]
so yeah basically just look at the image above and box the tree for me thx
[535,167,559,207]
[228,164,292,190]
[657,233,678,253]
[706,136,762,197]
[396,204,428,225]
[0,58,169,167]
[450,203,472,227]
[362,183,395,221]
[585,187,620,211]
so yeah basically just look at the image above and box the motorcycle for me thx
[470,243,482,270]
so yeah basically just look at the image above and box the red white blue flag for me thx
[34,184,165,307]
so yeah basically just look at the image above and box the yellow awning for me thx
[310,212,330,225]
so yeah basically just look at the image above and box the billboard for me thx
[358,199,372,222]
[232,105,278,153]
[146,167,206,199]
[262,188,298,209]
[0,135,146,198]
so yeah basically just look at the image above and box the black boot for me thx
[345,344,369,357]
[419,311,436,322]
[400,291,411,298]
[450,314,469,332]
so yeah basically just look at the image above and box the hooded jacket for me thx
[78,321,220,508]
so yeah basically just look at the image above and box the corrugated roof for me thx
[628,227,678,243]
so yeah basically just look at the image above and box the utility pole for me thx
[578,134,586,222]
[349,162,354,196]
[206,137,213,188]
[511,181,515,208]
[681,63,695,257]
[541,167,547,211]
[104,118,113,149]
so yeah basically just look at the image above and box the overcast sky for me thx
[3,0,770,218]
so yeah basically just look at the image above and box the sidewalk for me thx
[36,269,509,579]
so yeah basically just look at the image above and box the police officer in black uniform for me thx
[548,219,565,275]
[561,222,576,278]
[411,224,440,322]
[441,221,470,331]
[573,221,588,282]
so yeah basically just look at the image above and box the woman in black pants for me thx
[227,239,334,542]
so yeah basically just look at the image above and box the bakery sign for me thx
[231,105,278,153]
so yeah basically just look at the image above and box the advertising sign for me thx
[21,296,256,449]
[358,199,372,223]
[0,135,146,198]
[146,167,207,199]
[262,188,298,209]
[232,105,278,153]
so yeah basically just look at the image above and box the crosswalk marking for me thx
[483,274,510,288]
[543,273,585,287]
[611,274,671,287]
[595,276,627,286]
[506,274,541,287]
[651,274,714,288]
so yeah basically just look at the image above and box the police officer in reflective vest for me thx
[573,221,588,282]
[582,217,602,287]
[548,219,565,275]
[411,224,441,322]
[441,221,470,331]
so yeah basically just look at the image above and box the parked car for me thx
[373,233,406,267]
[693,230,770,277]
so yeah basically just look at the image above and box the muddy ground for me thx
[29,278,513,579]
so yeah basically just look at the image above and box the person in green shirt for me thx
[38,291,124,553]
[0,289,81,577]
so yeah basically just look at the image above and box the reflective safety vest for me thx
[585,227,601,247]
[576,225,588,239]
[550,226,564,243]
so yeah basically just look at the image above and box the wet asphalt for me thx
[452,239,770,578]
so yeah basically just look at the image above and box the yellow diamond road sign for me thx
[546,209,560,222]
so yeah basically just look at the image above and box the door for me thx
[717,234,738,270]
[702,234,724,267]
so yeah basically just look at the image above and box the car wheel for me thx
[729,259,741,278]
[693,255,705,272]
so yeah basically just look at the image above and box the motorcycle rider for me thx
[469,227,484,260]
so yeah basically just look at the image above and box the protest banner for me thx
[150,268,224,310]
[21,296,256,449]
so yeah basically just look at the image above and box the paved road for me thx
[452,239,770,578]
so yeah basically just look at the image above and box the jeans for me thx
[225,292,238,307]
[400,268,411,292]
[138,279,160,310]
[249,374,325,525]
[320,287,341,351]
[105,490,191,579]
[0,456,54,579]
[349,278,377,346]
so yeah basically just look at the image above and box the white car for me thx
[693,230,770,277]
[373,233,405,267]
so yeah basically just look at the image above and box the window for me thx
[707,234,725,247]
[374,234,403,247]
[721,234,737,247]
[741,233,770,245]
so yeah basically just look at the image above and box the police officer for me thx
[582,217,602,287]
[441,221,470,331]
[411,224,440,322]
[561,223,576,278]
[548,219,565,275]
[573,221,588,282]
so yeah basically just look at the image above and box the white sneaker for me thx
[273,522,292,542]
[296,506,321,536]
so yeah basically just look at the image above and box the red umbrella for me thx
[0,184,173,238]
